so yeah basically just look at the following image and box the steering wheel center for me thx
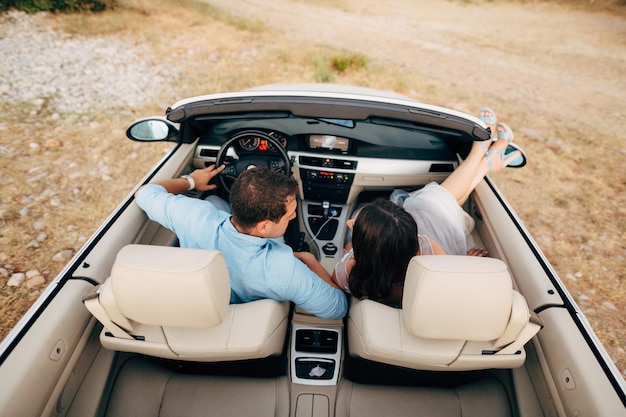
[215,131,292,194]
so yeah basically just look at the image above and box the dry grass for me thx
[0,0,414,337]
[1,0,624,377]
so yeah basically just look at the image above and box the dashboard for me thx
[196,116,458,159]
[228,130,353,156]
[191,118,459,259]
[194,122,456,205]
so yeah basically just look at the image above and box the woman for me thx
[333,118,522,306]
[335,199,437,306]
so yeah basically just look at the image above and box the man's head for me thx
[230,167,299,238]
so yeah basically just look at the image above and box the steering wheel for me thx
[215,131,292,195]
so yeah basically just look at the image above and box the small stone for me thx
[33,221,45,230]
[565,273,577,281]
[52,249,73,262]
[546,138,570,153]
[25,269,40,279]
[8,273,26,287]
[26,240,40,249]
[601,301,617,311]
[43,139,61,148]
[25,274,45,289]
[518,127,543,142]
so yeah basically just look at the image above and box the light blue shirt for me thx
[136,185,347,320]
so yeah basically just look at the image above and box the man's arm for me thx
[134,165,227,247]
[294,251,340,290]
[283,260,348,320]
[135,164,225,197]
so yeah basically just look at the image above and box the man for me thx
[135,164,347,320]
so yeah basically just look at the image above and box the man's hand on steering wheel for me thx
[190,164,226,192]
[215,131,291,195]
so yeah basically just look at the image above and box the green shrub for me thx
[331,53,367,74]
[0,0,116,13]
[310,52,369,83]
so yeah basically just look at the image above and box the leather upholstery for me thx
[347,255,542,371]
[84,244,290,361]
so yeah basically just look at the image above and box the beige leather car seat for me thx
[347,255,542,371]
[84,244,290,361]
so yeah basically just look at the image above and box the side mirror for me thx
[126,118,179,142]
[505,143,527,168]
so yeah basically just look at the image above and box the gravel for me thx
[0,10,178,290]
[0,10,177,114]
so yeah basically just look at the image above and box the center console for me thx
[289,311,344,417]
[298,155,357,265]
[299,156,356,204]
[291,323,342,386]
[289,155,357,416]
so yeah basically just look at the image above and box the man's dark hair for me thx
[230,168,299,229]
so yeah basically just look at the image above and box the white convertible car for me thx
[1,85,624,417]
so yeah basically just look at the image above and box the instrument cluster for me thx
[236,131,289,152]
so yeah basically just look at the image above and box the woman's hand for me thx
[467,247,489,257]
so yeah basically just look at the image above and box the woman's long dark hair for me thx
[348,199,419,302]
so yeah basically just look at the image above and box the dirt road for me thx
[205,0,625,137]
[204,0,626,371]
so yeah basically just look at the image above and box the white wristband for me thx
[180,174,195,191]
